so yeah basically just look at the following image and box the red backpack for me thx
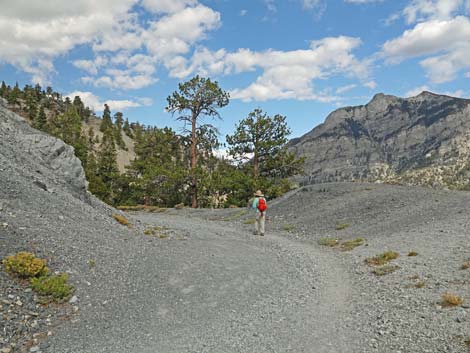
[257,198,267,212]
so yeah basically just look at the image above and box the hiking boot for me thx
[260,233,264,236]
[253,231,258,235]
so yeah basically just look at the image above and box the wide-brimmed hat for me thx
[254,190,264,197]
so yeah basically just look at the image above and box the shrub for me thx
[408,251,418,256]
[372,265,400,276]
[340,237,365,251]
[415,281,426,288]
[442,292,464,307]
[243,218,256,225]
[3,252,49,278]
[335,223,350,231]
[282,224,295,232]
[30,273,74,301]
[461,262,470,270]
[318,238,339,247]
[112,214,130,226]
[366,251,400,266]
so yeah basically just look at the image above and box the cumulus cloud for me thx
[177,36,371,102]
[66,91,152,112]
[0,0,221,88]
[336,84,357,94]
[382,16,470,83]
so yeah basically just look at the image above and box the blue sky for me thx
[1,0,470,141]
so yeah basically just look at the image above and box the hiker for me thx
[252,190,267,236]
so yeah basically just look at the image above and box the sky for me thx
[1,0,470,141]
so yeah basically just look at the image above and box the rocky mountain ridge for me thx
[289,91,470,189]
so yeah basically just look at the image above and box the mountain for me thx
[289,91,470,189]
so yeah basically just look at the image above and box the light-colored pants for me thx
[255,212,266,235]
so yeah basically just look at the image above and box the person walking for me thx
[252,190,267,236]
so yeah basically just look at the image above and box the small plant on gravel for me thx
[441,292,464,307]
[112,214,130,226]
[3,252,49,278]
[461,262,470,270]
[282,224,295,232]
[318,238,339,247]
[30,273,74,301]
[88,259,96,269]
[335,223,350,231]
[366,251,400,266]
[407,251,418,256]
[243,218,256,225]
[372,265,400,276]
[464,338,470,347]
[340,237,365,251]
[414,280,426,288]
[223,210,248,221]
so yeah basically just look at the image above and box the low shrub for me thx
[415,280,426,288]
[282,224,295,232]
[461,262,470,270]
[408,251,418,257]
[243,218,256,225]
[3,252,49,278]
[442,292,464,307]
[372,265,400,276]
[30,273,73,301]
[112,214,130,226]
[366,251,400,266]
[335,223,350,231]
[340,237,365,251]
[318,238,339,247]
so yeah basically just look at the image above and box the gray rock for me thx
[289,91,470,187]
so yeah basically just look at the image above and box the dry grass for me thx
[372,265,400,276]
[415,280,426,288]
[282,224,295,232]
[117,205,167,213]
[407,251,418,256]
[174,203,185,210]
[223,210,248,221]
[144,226,169,237]
[461,261,470,270]
[335,223,350,231]
[442,292,464,307]
[366,251,400,266]
[340,237,365,251]
[318,238,339,247]
[112,214,130,226]
[243,218,256,225]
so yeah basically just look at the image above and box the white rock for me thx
[69,295,78,304]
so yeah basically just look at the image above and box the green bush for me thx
[3,252,49,278]
[30,273,74,301]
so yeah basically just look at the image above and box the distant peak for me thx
[417,91,438,97]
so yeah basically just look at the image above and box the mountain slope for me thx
[290,91,470,188]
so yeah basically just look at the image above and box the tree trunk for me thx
[191,114,198,208]
[253,150,259,178]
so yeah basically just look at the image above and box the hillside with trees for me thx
[0,78,304,208]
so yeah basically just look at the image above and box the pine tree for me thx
[33,105,47,131]
[100,104,113,133]
[0,81,7,97]
[166,76,229,208]
[113,112,126,150]
[96,130,119,204]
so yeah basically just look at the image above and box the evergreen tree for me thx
[100,104,113,133]
[123,118,132,137]
[0,81,7,97]
[96,130,119,204]
[113,112,126,150]
[33,105,47,131]
[226,108,304,196]
[166,76,229,208]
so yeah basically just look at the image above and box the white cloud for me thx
[382,16,470,83]
[0,0,138,84]
[240,9,248,16]
[344,0,383,3]
[336,84,357,94]
[66,91,152,112]
[404,86,465,97]
[179,36,371,102]
[142,0,197,14]
[405,85,431,97]
[403,0,467,24]
[363,80,377,89]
